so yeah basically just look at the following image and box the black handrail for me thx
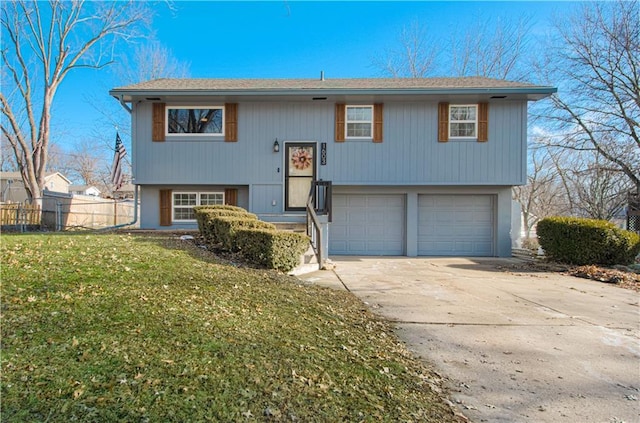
[309,181,332,221]
[306,181,332,269]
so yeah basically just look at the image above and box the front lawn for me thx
[1,233,460,422]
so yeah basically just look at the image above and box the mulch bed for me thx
[502,257,640,292]
[567,265,640,291]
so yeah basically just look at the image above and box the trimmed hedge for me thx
[193,205,247,213]
[194,208,257,242]
[537,216,640,265]
[235,228,310,272]
[194,205,311,272]
[213,217,276,251]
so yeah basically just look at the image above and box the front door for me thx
[285,143,316,211]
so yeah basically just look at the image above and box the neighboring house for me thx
[109,77,556,257]
[1,171,71,203]
[1,172,26,203]
[69,185,101,197]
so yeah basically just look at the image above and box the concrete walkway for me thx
[301,257,640,423]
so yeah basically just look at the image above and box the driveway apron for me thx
[306,257,640,423]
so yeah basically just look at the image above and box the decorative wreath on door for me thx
[291,148,313,170]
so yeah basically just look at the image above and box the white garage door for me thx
[330,194,405,255]
[418,195,494,256]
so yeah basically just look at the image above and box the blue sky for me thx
[147,1,566,79]
[48,1,577,161]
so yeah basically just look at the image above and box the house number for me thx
[321,142,327,165]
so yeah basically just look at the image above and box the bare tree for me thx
[513,143,568,239]
[557,151,630,220]
[1,133,17,171]
[0,0,151,204]
[117,41,190,85]
[373,20,441,78]
[539,1,639,192]
[450,15,532,81]
[374,14,532,80]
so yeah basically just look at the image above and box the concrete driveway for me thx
[302,257,640,423]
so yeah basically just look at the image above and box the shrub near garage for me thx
[537,216,640,265]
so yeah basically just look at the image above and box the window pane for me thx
[200,193,224,205]
[347,122,372,137]
[173,193,197,206]
[347,106,372,121]
[450,106,476,121]
[168,108,223,134]
[174,207,195,220]
[450,122,476,137]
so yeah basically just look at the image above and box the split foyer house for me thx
[109,77,555,257]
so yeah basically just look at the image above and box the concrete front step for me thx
[289,244,320,275]
[273,222,307,233]
[271,223,330,275]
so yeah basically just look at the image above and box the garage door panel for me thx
[330,194,405,255]
[349,226,366,238]
[333,195,348,207]
[419,195,494,256]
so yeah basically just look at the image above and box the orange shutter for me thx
[335,103,345,142]
[152,103,166,142]
[159,189,172,226]
[477,102,489,142]
[373,103,383,143]
[225,103,238,142]
[224,188,238,206]
[438,103,449,142]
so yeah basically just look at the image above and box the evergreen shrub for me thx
[235,228,310,272]
[537,216,640,265]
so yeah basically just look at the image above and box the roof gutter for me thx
[109,86,557,99]
[115,94,132,113]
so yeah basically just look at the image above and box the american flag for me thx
[110,133,127,191]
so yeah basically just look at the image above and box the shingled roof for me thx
[113,76,540,91]
[110,77,556,102]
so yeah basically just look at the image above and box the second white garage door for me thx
[418,195,495,256]
[330,194,405,255]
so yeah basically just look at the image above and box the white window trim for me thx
[345,105,374,139]
[172,191,225,222]
[449,104,478,139]
[165,105,225,137]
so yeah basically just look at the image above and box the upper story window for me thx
[346,105,373,138]
[166,106,224,136]
[449,105,477,138]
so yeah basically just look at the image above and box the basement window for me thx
[172,192,224,221]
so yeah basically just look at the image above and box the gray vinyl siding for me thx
[132,100,527,187]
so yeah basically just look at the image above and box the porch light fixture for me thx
[273,139,280,153]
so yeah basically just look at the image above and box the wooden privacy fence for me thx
[41,193,136,230]
[0,203,41,226]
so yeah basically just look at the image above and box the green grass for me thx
[1,233,460,422]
